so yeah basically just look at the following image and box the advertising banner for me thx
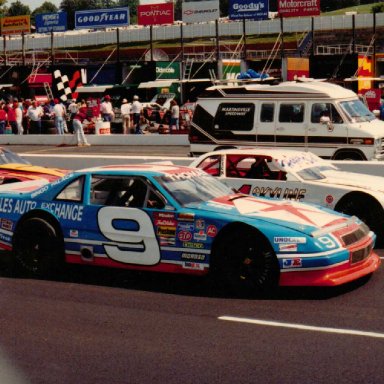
[138,3,174,26]
[35,12,67,33]
[360,88,381,112]
[1,15,30,35]
[156,62,180,79]
[75,7,129,29]
[278,0,320,18]
[286,57,309,80]
[182,0,220,23]
[229,0,268,21]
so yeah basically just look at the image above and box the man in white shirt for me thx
[170,99,180,131]
[53,98,65,135]
[120,98,131,134]
[27,100,43,134]
[131,95,143,134]
[100,95,114,122]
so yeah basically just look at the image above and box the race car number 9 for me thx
[98,207,161,265]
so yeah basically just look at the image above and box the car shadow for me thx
[0,258,373,300]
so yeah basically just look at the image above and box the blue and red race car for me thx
[0,164,379,294]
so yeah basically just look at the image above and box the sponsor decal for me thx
[178,222,194,231]
[155,219,177,226]
[325,195,334,204]
[183,242,205,249]
[279,243,298,252]
[41,202,84,221]
[178,231,193,241]
[157,226,176,237]
[278,0,320,17]
[181,253,206,261]
[207,225,217,237]
[195,219,205,229]
[274,237,306,244]
[182,262,205,271]
[178,213,195,221]
[283,258,303,268]
[70,229,79,238]
[154,212,175,220]
[250,186,306,201]
[0,218,13,231]
[160,238,176,246]
[35,12,67,33]
[194,231,207,241]
[138,3,174,25]
[75,8,129,29]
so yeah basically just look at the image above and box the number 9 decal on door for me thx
[98,207,161,265]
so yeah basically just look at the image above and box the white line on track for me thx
[218,316,384,339]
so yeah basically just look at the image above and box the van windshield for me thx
[339,100,375,122]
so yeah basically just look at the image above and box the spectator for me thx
[131,95,143,134]
[0,102,7,134]
[27,100,43,134]
[14,101,23,134]
[6,101,17,134]
[53,98,66,135]
[100,95,114,122]
[68,98,78,119]
[120,98,131,134]
[73,107,91,147]
[169,99,180,131]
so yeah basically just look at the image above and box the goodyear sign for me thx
[1,15,30,35]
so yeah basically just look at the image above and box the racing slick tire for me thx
[12,217,64,278]
[336,195,384,247]
[211,226,280,296]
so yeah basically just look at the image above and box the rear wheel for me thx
[12,217,64,278]
[212,228,280,296]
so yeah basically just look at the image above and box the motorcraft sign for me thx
[35,12,67,33]
[229,0,269,20]
[278,0,320,17]
[138,3,174,25]
[182,0,220,23]
[1,15,30,35]
[75,7,129,29]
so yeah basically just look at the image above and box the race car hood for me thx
[199,195,346,235]
[318,170,384,192]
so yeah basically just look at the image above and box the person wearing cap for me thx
[53,98,66,135]
[100,95,114,122]
[120,98,131,134]
[131,95,143,134]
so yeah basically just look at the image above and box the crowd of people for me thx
[0,93,184,145]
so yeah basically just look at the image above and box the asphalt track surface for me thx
[0,144,383,384]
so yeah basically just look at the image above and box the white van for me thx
[189,80,384,160]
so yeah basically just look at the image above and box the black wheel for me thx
[333,151,366,160]
[336,196,384,247]
[212,228,280,296]
[12,217,64,278]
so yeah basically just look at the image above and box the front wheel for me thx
[12,217,64,278]
[212,228,280,296]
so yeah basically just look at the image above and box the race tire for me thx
[337,196,384,247]
[212,229,280,296]
[12,217,64,278]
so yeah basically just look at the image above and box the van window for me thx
[213,103,255,131]
[279,103,304,123]
[311,103,343,124]
[260,103,274,122]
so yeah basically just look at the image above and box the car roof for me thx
[78,163,199,176]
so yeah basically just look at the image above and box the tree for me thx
[6,0,31,16]
[32,1,58,16]
[372,2,384,13]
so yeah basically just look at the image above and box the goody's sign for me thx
[75,7,129,29]
[35,12,67,33]
[229,0,269,20]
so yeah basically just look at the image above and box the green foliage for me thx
[32,1,58,16]
[371,2,384,12]
[7,0,31,16]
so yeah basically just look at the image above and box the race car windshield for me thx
[156,172,232,206]
[339,100,375,122]
[296,165,334,180]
